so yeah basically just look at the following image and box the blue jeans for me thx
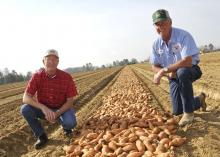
[20,104,77,137]
[169,65,202,115]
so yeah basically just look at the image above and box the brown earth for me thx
[0,52,220,157]
[0,67,122,157]
[131,52,220,157]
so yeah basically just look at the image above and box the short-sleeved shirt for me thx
[25,69,78,108]
[150,27,199,67]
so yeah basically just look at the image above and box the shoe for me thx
[178,112,194,127]
[64,129,73,144]
[64,129,72,136]
[34,133,48,149]
[199,92,207,111]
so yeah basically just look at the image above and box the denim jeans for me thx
[20,104,77,137]
[169,65,202,115]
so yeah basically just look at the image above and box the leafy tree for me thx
[0,71,4,84]
[101,65,106,69]
[3,68,9,76]
[25,71,32,80]
[85,63,94,71]
[208,43,214,51]
[0,68,29,84]
[122,59,129,65]
[130,58,138,64]
[113,60,120,66]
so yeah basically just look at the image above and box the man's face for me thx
[154,20,172,39]
[43,55,59,72]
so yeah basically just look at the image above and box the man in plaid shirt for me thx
[21,49,78,149]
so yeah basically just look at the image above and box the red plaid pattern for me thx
[25,69,77,108]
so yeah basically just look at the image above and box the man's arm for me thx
[152,64,163,73]
[164,56,192,73]
[152,56,192,73]
[55,97,74,117]
[152,56,192,85]
[23,92,56,122]
[23,92,45,109]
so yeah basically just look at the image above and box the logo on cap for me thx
[152,9,171,24]
[155,12,161,18]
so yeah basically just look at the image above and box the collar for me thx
[159,27,175,47]
[43,69,59,79]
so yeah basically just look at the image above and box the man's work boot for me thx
[64,129,72,136]
[199,92,207,111]
[64,129,73,144]
[34,133,48,149]
[178,112,194,127]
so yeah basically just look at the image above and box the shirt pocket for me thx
[59,86,67,96]
[158,52,167,67]
[174,51,182,62]
[172,43,182,62]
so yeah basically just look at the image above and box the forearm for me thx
[152,65,163,73]
[166,56,193,72]
[56,98,74,116]
[152,56,192,84]
[22,92,45,110]
[152,65,169,78]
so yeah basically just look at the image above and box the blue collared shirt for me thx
[150,27,199,67]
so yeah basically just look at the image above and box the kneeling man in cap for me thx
[21,49,78,149]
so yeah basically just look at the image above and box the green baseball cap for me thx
[152,9,171,24]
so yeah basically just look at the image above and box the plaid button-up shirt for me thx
[25,69,77,108]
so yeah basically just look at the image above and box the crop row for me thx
[0,67,121,138]
[64,67,185,157]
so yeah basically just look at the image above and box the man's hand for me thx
[41,106,57,123]
[168,71,177,79]
[153,69,165,85]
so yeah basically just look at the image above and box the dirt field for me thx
[131,52,220,157]
[0,52,220,157]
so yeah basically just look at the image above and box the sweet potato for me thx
[159,138,170,145]
[64,145,75,154]
[169,137,186,147]
[136,139,145,152]
[94,142,102,151]
[86,132,98,140]
[122,144,137,152]
[158,131,168,140]
[127,152,144,157]
[82,148,95,157]
[166,118,177,125]
[115,147,123,155]
[143,141,156,153]
[152,127,161,134]
[108,141,118,151]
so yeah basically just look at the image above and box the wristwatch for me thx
[56,109,61,114]
[163,67,169,72]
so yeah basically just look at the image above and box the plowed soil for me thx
[0,52,220,157]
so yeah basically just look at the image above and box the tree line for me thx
[65,58,139,74]
[0,58,139,85]
[0,68,32,85]
[199,43,220,53]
